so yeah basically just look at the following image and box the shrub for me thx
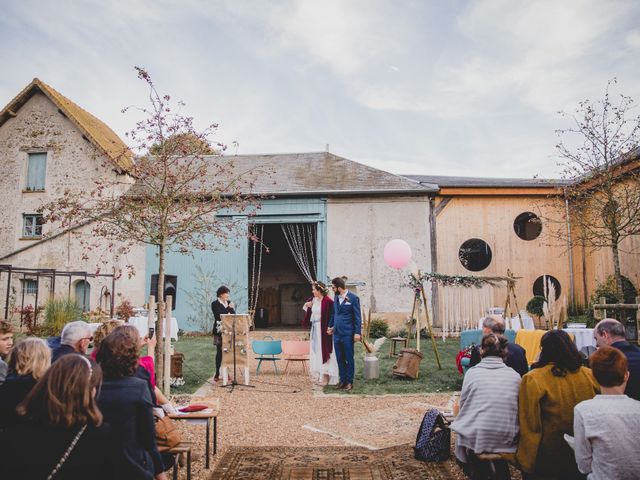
[588,276,638,323]
[368,317,389,338]
[43,298,81,336]
[115,298,135,320]
[17,304,44,335]
[526,295,546,317]
[393,328,408,338]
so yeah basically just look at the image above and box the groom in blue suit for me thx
[327,277,362,391]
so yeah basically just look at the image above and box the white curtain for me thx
[440,284,493,338]
[281,223,316,283]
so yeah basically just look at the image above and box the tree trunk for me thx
[155,242,166,386]
[611,242,624,302]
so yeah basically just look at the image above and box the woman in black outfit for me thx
[96,330,168,480]
[0,354,116,479]
[211,285,235,381]
[0,337,50,430]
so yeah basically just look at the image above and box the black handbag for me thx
[414,408,451,462]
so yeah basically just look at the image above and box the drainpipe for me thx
[564,192,576,309]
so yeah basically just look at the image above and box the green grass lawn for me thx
[169,336,216,395]
[323,337,463,395]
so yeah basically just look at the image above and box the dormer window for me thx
[26,152,47,191]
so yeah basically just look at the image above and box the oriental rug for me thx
[210,445,456,480]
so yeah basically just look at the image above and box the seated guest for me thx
[0,355,115,480]
[469,316,528,376]
[96,330,168,480]
[0,320,14,384]
[90,320,123,360]
[52,320,93,362]
[516,330,599,480]
[593,318,640,400]
[452,334,520,480]
[0,337,51,429]
[573,347,640,479]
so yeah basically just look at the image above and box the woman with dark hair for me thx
[452,334,520,480]
[516,330,598,480]
[0,337,51,429]
[211,285,235,382]
[303,281,338,385]
[96,331,168,480]
[0,354,115,479]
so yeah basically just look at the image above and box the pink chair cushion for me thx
[281,340,310,356]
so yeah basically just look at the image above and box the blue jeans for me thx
[334,335,355,384]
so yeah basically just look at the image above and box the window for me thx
[22,214,44,238]
[514,212,542,240]
[458,238,493,271]
[26,153,47,191]
[74,280,91,311]
[21,279,37,295]
[533,275,561,300]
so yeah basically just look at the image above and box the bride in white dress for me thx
[303,282,339,386]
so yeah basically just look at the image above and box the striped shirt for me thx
[452,356,521,456]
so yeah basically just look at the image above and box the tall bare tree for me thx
[547,79,640,301]
[41,67,266,388]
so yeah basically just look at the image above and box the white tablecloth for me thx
[564,328,595,351]
[128,316,179,341]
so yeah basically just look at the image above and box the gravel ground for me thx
[170,331,461,480]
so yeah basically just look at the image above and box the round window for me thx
[533,275,561,300]
[458,238,492,272]
[514,212,542,240]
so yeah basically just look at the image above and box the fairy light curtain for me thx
[248,224,265,315]
[281,223,316,283]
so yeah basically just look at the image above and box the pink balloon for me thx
[383,239,412,269]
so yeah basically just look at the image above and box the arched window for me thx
[459,238,492,272]
[514,212,542,240]
[74,280,91,311]
[533,275,561,300]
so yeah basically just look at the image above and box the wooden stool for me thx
[168,441,193,480]
[388,337,408,358]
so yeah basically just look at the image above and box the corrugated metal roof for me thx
[404,175,569,188]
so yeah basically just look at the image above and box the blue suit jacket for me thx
[612,340,640,401]
[328,291,362,337]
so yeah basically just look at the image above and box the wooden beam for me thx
[428,197,439,327]
[434,196,452,217]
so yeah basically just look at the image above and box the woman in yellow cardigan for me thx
[516,330,598,480]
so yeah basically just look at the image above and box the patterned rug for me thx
[210,446,457,480]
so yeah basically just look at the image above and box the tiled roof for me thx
[0,78,133,172]
[404,175,569,188]
[128,152,435,197]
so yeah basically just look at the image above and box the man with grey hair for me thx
[469,315,528,376]
[51,320,93,363]
[594,318,640,400]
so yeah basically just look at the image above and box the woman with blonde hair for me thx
[0,354,116,479]
[0,337,51,429]
[303,281,338,385]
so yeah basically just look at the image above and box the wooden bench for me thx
[168,441,193,480]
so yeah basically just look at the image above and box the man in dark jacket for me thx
[594,318,640,400]
[469,316,528,377]
[51,321,92,363]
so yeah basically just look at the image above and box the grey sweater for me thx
[0,358,7,385]
[573,394,640,479]
[452,356,521,458]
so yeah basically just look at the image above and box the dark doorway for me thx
[249,223,317,328]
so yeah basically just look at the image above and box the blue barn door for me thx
[146,218,249,331]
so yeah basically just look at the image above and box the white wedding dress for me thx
[307,298,339,385]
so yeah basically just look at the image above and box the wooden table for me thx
[169,398,220,469]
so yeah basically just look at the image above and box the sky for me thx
[1,0,639,178]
